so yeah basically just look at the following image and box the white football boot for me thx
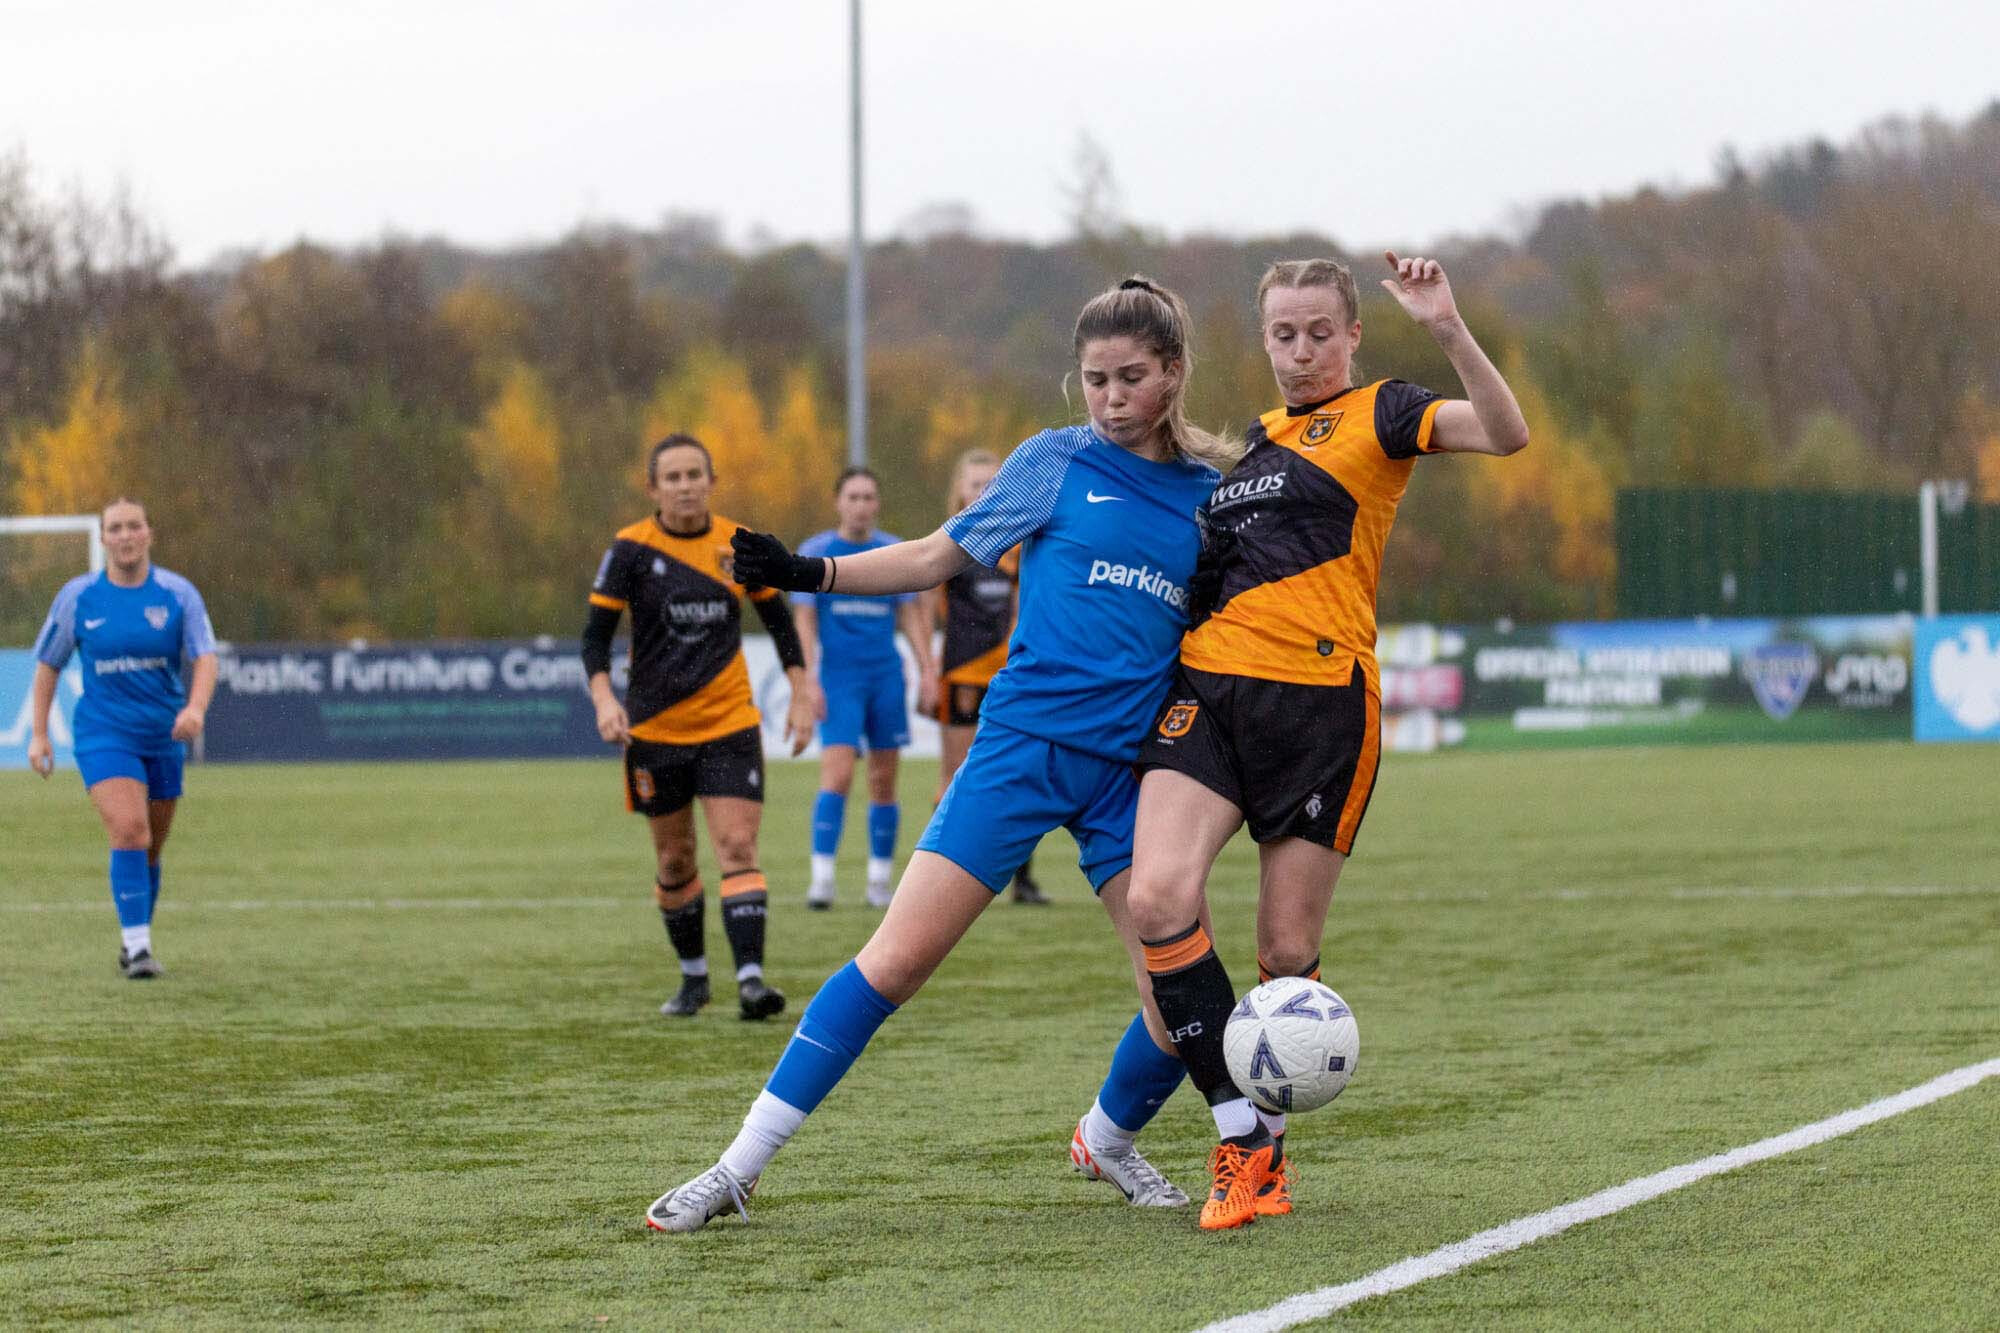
[645,1163,756,1233]
[1068,1121,1189,1207]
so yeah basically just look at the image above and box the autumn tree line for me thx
[4,107,1998,644]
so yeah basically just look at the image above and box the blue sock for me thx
[765,960,899,1114]
[867,802,899,860]
[147,862,162,920]
[1096,1012,1187,1133]
[811,790,847,857]
[109,849,151,930]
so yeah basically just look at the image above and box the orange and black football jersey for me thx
[940,546,1019,687]
[588,514,777,745]
[1180,379,1445,694]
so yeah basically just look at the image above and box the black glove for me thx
[730,529,826,593]
[1185,523,1239,628]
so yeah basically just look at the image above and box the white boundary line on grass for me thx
[5,883,1994,912]
[1196,1057,2000,1333]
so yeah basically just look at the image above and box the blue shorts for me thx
[917,721,1137,894]
[820,667,909,752]
[77,743,186,800]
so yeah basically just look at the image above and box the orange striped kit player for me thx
[583,434,818,1022]
[931,450,1046,904]
[1119,253,1531,1229]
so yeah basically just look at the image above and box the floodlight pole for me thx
[1918,480,1938,618]
[845,0,867,468]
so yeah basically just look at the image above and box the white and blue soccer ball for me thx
[1223,977,1360,1114]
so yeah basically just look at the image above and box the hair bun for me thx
[1118,276,1158,294]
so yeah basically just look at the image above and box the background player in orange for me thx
[1117,253,1530,1229]
[583,434,817,1021]
[930,449,1045,904]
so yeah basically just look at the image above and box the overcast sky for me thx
[7,0,1997,266]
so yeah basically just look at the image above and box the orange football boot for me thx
[1253,1147,1292,1217]
[1199,1136,1276,1231]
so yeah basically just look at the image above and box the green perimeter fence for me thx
[1617,487,2000,618]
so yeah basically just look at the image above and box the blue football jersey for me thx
[792,530,912,675]
[945,427,1217,761]
[33,567,217,751]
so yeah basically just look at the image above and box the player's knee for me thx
[106,815,150,850]
[712,833,757,871]
[1258,942,1318,979]
[654,847,698,887]
[1127,868,1200,940]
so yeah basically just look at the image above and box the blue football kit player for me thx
[647,277,1232,1233]
[27,499,218,979]
[791,468,937,910]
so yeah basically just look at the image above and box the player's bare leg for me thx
[648,808,709,1016]
[703,796,783,1019]
[1247,837,1349,1215]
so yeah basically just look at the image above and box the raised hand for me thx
[730,530,826,593]
[1379,251,1460,331]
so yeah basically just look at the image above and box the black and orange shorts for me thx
[1137,662,1381,855]
[937,678,992,728]
[623,726,764,817]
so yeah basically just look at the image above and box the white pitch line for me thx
[0,897,630,913]
[0,884,1993,913]
[1197,1057,2000,1333]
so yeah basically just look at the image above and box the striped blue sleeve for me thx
[945,429,1079,567]
[789,530,835,609]
[32,577,86,670]
[160,570,217,658]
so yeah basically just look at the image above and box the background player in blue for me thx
[26,497,218,980]
[645,276,1232,1233]
[792,467,937,910]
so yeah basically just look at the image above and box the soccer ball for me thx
[1223,977,1360,1114]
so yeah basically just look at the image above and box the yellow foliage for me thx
[766,366,842,522]
[1474,353,1617,605]
[643,347,823,534]
[1977,435,2000,505]
[465,362,562,537]
[440,281,530,378]
[10,340,128,514]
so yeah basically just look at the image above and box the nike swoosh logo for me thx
[792,1032,838,1056]
[1085,491,1125,504]
[84,618,107,629]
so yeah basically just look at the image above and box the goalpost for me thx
[1,514,101,766]
[0,514,105,575]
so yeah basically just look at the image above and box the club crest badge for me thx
[1158,702,1199,738]
[716,549,737,582]
[1743,643,1818,721]
[144,605,170,630]
[1302,411,1342,446]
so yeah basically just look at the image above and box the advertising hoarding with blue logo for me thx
[0,651,82,769]
[1913,616,2000,743]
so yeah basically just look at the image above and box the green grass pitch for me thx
[4,742,1998,1328]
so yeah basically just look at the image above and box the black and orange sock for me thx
[1143,922,1240,1104]
[657,876,706,971]
[1257,954,1321,984]
[720,869,769,977]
